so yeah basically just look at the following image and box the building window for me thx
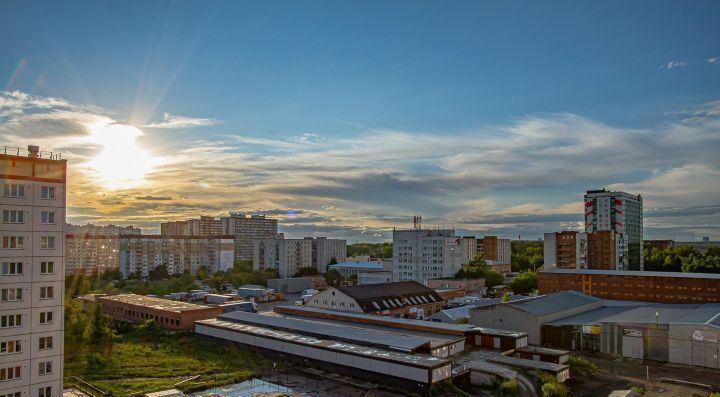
[39,336,53,350]
[2,236,24,249]
[39,286,54,300]
[40,236,55,250]
[3,184,25,198]
[2,210,24,224]
[40,211,55,224]
[0,288,22,302]
[0,314,22,328]
[38,361,52,376]
[39,311,53,324]
[41,186,55,200]
[0,391,21,397]
[1,262,23,276]
[0,340,21,354]
[40,262,54,275]
[38,387,51,397]
[0,365,21,381]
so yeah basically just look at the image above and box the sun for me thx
[85,119,159,189]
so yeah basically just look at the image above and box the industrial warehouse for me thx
[470,291,720,369]
[195,305,576,393]
[195,312,455,393]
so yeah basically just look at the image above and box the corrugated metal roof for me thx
[546,303,720,328]
[506,291,600,315]
[329,261,384,270]
[217,311,461,351]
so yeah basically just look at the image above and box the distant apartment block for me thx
[460,236,477,262]
[477,236,512,274]
[227,213,278,261]
[253,238,312,278]
[253,236,345,277]
[160,215,224,237]
[119,235,234,278]
[393,228,468,283]
[1,145,66,397]
[584,189,643,270]
[543,231,587,269]
[312,237,346,273]
[65,223,141,276]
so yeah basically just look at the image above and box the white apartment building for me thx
[65,224,141,276]
[1,146,65,397]
[252,238,312,278]
[392,229,468,283]
[118,235,234,278]
[584,189,643,271]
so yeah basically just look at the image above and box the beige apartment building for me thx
[65,224,141,276]
[118,235,235,278]
[1,146,66,397]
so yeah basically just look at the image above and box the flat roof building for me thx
[98,294,223,330]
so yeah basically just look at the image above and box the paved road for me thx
[469,361,538,397]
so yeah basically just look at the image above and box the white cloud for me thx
[143,112,221,129]
[660,60,687,69]
[708,57,720,65]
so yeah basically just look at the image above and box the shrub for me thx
[541,382,567,397]
[568,356,598,376]
[499,378,518,395]
[630,386,646,395]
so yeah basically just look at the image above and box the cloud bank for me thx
[1,90,718,241]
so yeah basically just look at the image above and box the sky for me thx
[1,0,719,242]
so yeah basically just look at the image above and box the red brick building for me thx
[98,294,223,330]
[539,269,720,304]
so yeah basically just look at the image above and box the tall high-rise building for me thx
[65,223,141,276]
[227,213,278,261]
[1,145,66,397]
[584,189,643,270]
[543,231,587,269]
[392,228,467,283]
[308,237,346,273]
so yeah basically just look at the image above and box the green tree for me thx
[294,267,320,277]
[509,271,538,294]
[324,269,342,286]
[455,255,505,288]
[196,265,208,280]
[328,257,338,265]
[511,241,544,272]
[149,264,169,281]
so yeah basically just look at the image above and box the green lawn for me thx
[65,332,271,396]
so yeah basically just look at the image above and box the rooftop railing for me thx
[1,145,62,160]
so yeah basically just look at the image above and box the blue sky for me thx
[1,0,719,241]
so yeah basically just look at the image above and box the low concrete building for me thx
[357,271,393,285]
[98,294,222,330]
[426,278,485,293]
[306,281,446,319]
[328,261,386,276]
[542,302,720,368]
[267,276,326,293]
[469,291,603,344]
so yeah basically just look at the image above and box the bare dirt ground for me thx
[567,354,719,397]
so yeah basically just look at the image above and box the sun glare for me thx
[85,119,158,189]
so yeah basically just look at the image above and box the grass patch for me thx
[568,356,599,376]
[65,330,270,396]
